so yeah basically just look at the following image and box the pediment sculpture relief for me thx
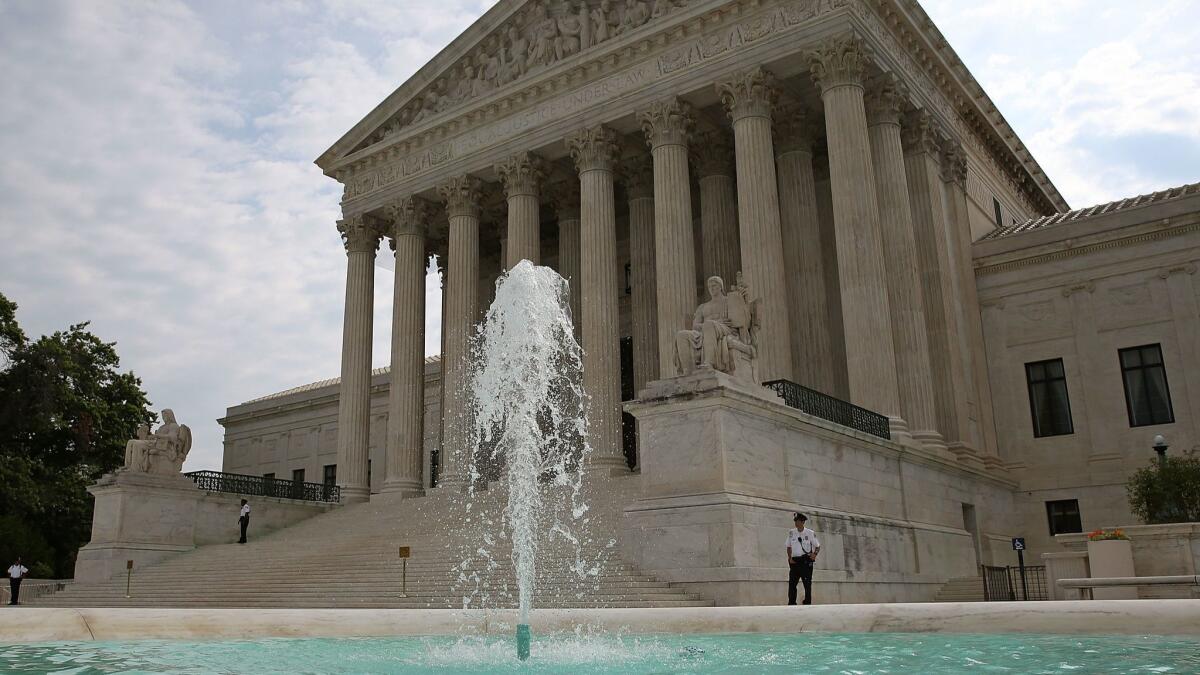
[123,409,193,475]
[379,0,689,144]
[675,273,762,387]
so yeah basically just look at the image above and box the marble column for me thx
[691,130,740,285]
[382,197,431,494]
[622,149,659,394]
[774,105,835,394]
[639,98,697,379]
[941,141,999,463]
[435,175,483,489]
[717,67,793,382]
[808,36,905,433]
[566,125,625,470]
[865,79,944,451]
[548,181,583,342]
[495,152,545,267]
[335,215,381,503]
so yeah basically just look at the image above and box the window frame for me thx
[1045,499,1083,536]
[1119,343,1175,428]
[1025,357,1074,438]
[322,464,337,487]
[292,468,305,483]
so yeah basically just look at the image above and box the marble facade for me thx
[213,0,1200,601]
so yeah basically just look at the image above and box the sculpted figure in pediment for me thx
[528,2,561,68]
[555,2,586,60]
[618,0,650,34]
[500,24,529,84]
[591,0,617,44]
[650,0,674,19]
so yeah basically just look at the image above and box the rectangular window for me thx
[992,197,1003,226]
[262,472,275,480]
[323,464,336,487]
[1120,344,1175,427]
[1026,358,1074,437]
[1046,499,1082,536]
[292,468,305,483]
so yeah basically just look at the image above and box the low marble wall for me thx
[4,601,1199,643]
[74,471,335,584]
[192,492,337,546]
[624,378,1017,605]
[1054,523,1200,599]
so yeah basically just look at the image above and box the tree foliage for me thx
[0,292,154,577]
[1126,455,1200,524]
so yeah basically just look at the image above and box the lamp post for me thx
[1153,434,1169,468]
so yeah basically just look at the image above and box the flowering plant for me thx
[1087,528,1128,541]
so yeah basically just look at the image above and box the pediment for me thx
[315,0,706,171]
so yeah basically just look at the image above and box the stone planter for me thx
[1087,539,1137,600]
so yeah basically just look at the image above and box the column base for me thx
[583,455,630,477]
[339,485,371,504]
[380,479,425,498]
[887,416,914,446]
[910,429,950,457]
[946,442,987,470]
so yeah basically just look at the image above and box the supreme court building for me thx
[218,0,1200,602]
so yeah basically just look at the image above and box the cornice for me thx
[974,219,1200,277]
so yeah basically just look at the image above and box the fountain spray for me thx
[471,261,588,662]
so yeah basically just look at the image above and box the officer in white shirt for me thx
[238,499,251,544]
[7,557,29,605]
[785,512,820,605]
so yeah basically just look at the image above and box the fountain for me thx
[469,260,589,661]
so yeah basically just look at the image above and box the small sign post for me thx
[125,559,133,598]
[398,546,410,598]
[1011,537,1028,600]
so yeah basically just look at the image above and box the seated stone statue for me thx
[124,409,192,475]
[674,273,762,386]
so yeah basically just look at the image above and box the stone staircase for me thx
[36,473,712,609]
[933,575,986,603]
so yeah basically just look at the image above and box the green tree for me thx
[0,292,154,577]
[1126,455,1200,524]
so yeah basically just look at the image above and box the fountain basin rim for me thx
[3,601,1199,644]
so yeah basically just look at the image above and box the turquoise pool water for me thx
[2,632,1198,673]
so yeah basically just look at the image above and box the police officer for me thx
[785,512,820,605]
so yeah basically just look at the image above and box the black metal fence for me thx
[763,379,891,440]
[982,564,1048,601]
[186,470,341,503]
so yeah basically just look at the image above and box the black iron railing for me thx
[763,379,891,440]
[185,470,341,503]
[982,564,1048,601]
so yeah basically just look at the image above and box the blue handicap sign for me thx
[1012,537,1026,551]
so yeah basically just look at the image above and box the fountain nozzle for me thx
[516,623,531,661]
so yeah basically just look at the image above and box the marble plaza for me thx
[62,0,1199,607]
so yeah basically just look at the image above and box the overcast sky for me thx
[1,1,1198,473]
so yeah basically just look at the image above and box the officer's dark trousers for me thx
[8,577,21,605]
[788,557,814,605]
[239,516,249,543]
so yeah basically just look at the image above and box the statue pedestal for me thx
[74,470,202,584]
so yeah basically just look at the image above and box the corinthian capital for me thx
[494,152,545,198]
[384,196,432,242]
[638,98,695,149]
[864,74,908,127]
[716,67,779,122]
[808,34,870,93]
[773,104,818,155]
[566,125,620,173]
[939,140,968,187]
[620,149,654,200]
[337,214,381,253]
[690,130,734,178]
[901,110,942,157]
[437,175,484,218]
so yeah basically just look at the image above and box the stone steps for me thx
[38,473,712,609]
[933,576,986,602]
